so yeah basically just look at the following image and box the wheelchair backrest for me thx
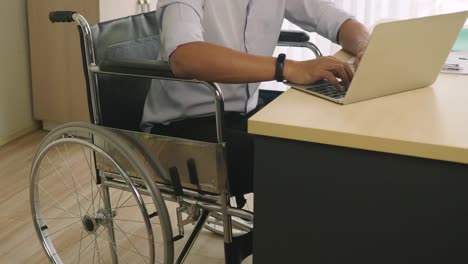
[80,11,160,131]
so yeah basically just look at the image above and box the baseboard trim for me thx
[42,120,64,131]
[0,122,41,147]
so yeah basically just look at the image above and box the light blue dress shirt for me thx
[141,0,352,129]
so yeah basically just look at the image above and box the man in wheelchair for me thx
[142,0,370,201]
[34,1,370,263]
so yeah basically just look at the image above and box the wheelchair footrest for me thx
[169,167,184,197]
[173,235,184,242]
[148,211,158,218]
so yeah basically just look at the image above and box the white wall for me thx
[0,0,37,146]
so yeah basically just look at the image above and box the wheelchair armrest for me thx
[278,30,310,43]
[94,58,226,143]
[99,58,176,79]
[277,30,322,58]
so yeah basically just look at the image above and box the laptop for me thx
[290,11,468,105]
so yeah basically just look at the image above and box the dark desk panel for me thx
[254,135,468,264]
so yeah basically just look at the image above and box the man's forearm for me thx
[170,40,355,87]
[338,19,370,56]
[170,42,276,83]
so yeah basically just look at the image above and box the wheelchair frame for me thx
[30,10,322,264]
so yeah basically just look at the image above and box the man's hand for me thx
[338,19,370,69]
[284,56,354,89]
[354,44,367,68]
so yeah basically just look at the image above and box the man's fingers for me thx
[354,50,365,69]
[354,57,360,69]
[299,56,355,87]
[322,71,341,90]
[324,63,350,89]
[343,63,354,81]
[321,57,354,86]
[336,64,352,88]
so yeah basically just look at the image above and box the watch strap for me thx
[275,53,286,82]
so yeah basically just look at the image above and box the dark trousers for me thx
[150,90,282,196]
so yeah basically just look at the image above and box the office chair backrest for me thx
[79,11,160,131]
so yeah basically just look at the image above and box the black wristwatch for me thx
[275,53,286,82]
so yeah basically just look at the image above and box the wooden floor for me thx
[0,130,252,263]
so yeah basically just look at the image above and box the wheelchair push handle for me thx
[49,11,77,23]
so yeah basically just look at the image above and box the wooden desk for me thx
[248,73,468,264]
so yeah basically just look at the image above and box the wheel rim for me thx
[30,124,173,264]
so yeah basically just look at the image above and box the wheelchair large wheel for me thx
[30,122,174,263]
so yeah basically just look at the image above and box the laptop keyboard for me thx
[306,81,347,99]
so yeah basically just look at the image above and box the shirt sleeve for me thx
[285,0,354,44]
[156,0,205,60]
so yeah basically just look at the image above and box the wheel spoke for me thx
[77,228,84,264]
[92,234,97,264]
[84,188,102,218]
[101,227,129,264]
[105,218,147,224]
[80,145,102,217]
[94,232,104,264]
[112,221,150,264]
[39,216,81,220]
[69,228,105,264]
[54,231,92,255]
[38,184,80,218]
[55,145,89,218]
[43,156,94,207]
[95,231,145,263]
[115,192,134,211]
[45,219,82,238]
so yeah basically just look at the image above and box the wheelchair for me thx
[30,10,322,264]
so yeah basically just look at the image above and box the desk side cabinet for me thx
[27,0,157,129]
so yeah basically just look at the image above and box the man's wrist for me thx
[283,59,295,82]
